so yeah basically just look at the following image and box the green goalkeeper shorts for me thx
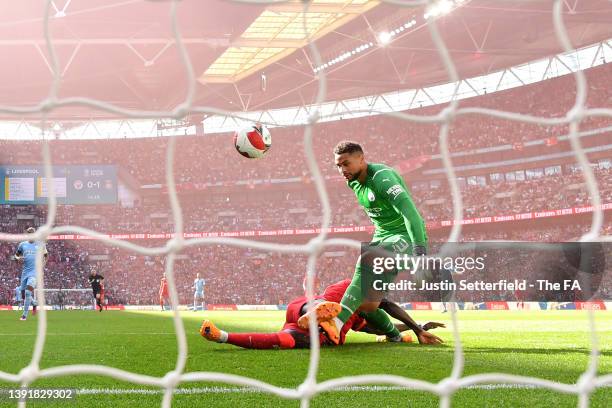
[358,234,414,301]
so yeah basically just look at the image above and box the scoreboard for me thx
[1,165,117,205]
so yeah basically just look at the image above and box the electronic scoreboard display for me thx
[1,165,117,205]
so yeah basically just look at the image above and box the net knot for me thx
[566,106,585,123]
[436,378,457,397]
[298,379,316,399]
[577,372,595,395]
[40,98,57,112]
[172,103,190,120]
[162,370,181,389]
[165,237,184,254]
[439,106,456,123]
[308,110,320,125]
[19,365,39,384]
[307,236,325,255]
[35,225,51,241]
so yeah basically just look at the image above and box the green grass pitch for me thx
[0,310,610,407]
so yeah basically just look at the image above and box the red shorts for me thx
[159,289,169,299]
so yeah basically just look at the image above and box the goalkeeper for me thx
[199,279,443,349]
[299,141,428,344]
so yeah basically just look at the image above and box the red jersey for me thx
[283,279,364,345]
[159,278,169,296]
[321,279,351,302]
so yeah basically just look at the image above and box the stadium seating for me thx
[1,65,610,306]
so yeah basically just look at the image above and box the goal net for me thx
[0,1,610,407]
[40,289,94,310]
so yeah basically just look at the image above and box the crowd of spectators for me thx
[0,64,609,186]
[1,221,609,306]
[0,165,609,236]
[0,64,610,306]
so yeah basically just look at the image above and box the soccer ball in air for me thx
[233,124,271,159]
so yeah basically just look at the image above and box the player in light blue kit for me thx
[193,273,206,311]
[14,227,48,321]
[14,281,23,310]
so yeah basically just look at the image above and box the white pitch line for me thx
[69,384,610,395]
[1,384,609,397]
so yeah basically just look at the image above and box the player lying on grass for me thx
[199,279,444,349]
[299,141,430,344]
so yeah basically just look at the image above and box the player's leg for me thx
[21,287,33,319]
[94,291,102,311]
[341,240,406,339]
[162,295,171,310]
[357,308,403,341]
[19,288,26,312]
[31,289,37,315]
[199,320,297,349]
[98,289,105,312]
[336,245,394,321]
[21,277,36,320]
[201,298,320,349]
[15,290,23,310]
[296,261,366,344]
[336,258,366,323]
[194,292,203,311]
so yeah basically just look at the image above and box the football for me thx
[233,124,272,158]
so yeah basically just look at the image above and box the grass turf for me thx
[0,309,610,407]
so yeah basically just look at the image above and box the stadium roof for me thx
[0,0,609,120]
[201,0,379,83]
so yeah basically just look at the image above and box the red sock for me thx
[227,332,295,349]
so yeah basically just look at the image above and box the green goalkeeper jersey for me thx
[348,163,428,245]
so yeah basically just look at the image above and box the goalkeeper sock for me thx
[226,332,295,349]
[337,267,365,323]
[362,309,401,339]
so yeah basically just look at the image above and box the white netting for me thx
[40,289,94,309]
[0,0,610,407]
